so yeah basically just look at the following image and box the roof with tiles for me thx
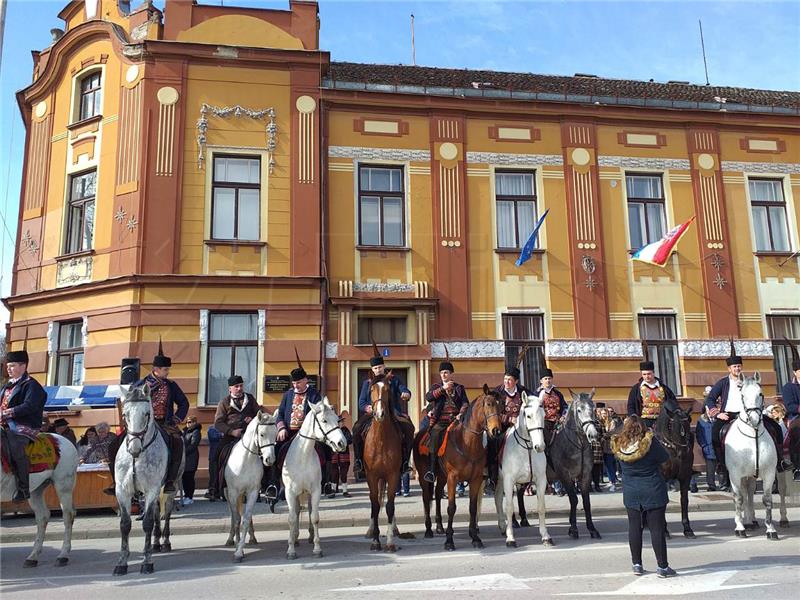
[324,62,800,114]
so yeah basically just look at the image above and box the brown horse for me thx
[413,384,503,550]
[363,372,402,552]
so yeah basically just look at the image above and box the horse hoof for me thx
[225,540,235,547]
[735,529,747,538]
[424,530,434,539]
[370,542,382,551]
[589,530,602,540]
[22,559,37,568]
[684,530,696,539]
[162,543,172,553]
[767,532,779,540]
[233,555,244,564]
[113,565,128,576]
[140,563,154,574]
[312,550,323,559]
[506,540,517,548]
[436,525,445,535]
[568,529,579,539]
[55,557,69,567]
[152,544,162,553]
[247,539,259,547]
[472,539,484,549]
[287,552,298,560]
[543,538,554,547]
[779,519,790,528]
[384,545,397,553]
[520,519,530,528]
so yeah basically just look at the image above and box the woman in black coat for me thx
[181,416,202,505]
[612,415,677,578]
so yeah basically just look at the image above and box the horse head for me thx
[253,410,278,466]
[522,391,546,453]
[480,384,503,439]
[740,372,764,428]
[369,371,392,423]
[661,406,692,449]
[310,397,347,452]
[568,388,600,442]
[122,383,152,457]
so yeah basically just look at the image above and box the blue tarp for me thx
[44,385,129,410]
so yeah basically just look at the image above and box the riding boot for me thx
[424,431,438,483]
[163,433,183,493]
[8,433,31,502]
[763,417,786,472]
[102,433,124,495]
[352,429,365,476]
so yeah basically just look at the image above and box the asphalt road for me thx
[2,508,798,599]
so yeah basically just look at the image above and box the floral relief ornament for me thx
[196,103,277,173]
[114,207,127,223]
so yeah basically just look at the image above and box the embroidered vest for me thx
[640,383,666,419]
[289,393,306,430]
[150,382,169,420]
[542,390,562,422]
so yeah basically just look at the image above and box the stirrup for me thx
[423,471,436,483]
[264,485,278,501]
[353,459,364,474]
[102,485,116,496]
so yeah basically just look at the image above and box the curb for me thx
[4,499,794,544]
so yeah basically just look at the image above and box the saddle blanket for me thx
[1,434,60,474]
[418,422,456,458]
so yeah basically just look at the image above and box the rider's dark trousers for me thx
[627,506,668,569]
[427,422,450,477]
[5,429,31,495]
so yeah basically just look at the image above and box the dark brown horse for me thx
[363,373,402,552]
[414,385,503,550]
[654,406,696,538]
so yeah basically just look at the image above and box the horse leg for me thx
[744,478,758,529]
[308,495,315,544]
[444,474,457,551]
[162,491,175,552]
[140,495,158,574]
[777,472,789,527]
[435,478,446,535]
[565,480,579,538]
[369,480,382,551]
[286,490,300,560]
[113,496,132,576]
[385,479,398,553]
[151,495,163,554]
[226,491,238,547]
[763,469,778,540]
[517,486,530,527]
[503,474,516,547]
[731,478,746,536]
[23,487,49,568]
[234,489,259,562]
[494,471,506,535]
[581,471,601,539]
[54,475,76,566]
[679,476,695,538]
[310,489,323,558]
[469,476,484,549]
[535,470,553,546]
[422,474,434,538]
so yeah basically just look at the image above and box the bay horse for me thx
[282,397,347,560]
[652,405,696,538]
[1,431,78,567]
[363,373,402,552]
[223,410,278,562]
[724,373,779,539]
[113,384,184,575]
[414,384,502,551]
[547,389,602,539]
[494,390,552,547]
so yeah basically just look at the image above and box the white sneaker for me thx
[609,484,618,492]
[182,498,194,506]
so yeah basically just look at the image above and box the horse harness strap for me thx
[735,408,766,479]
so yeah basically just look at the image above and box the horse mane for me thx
[461,395,480,425]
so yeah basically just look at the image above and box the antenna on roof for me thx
[699,19,710,86]
[410,14,416,66]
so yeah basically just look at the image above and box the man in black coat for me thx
[1,348,48,502]
[422,358,468,483]
[626,357,679,429]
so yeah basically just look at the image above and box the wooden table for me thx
[1,468,118,514]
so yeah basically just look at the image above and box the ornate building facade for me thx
[7,0,800,425]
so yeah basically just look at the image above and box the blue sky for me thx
[0,0,798,326]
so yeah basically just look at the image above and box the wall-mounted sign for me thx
[263,375,318,393]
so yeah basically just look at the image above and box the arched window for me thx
[78,71,102,121]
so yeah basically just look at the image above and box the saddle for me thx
[276,437,326,472]
[1,432,60,474]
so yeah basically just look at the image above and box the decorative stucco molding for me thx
[679,339,774,359]
[199,309,209,343]
[353,282,416,293]
[466,152,563,166]
[720,161,800,175]
[56,256,93,287]
[430,341,505,359]
[257,310,266,343]
[328,146,430,162]
[547,340,643,359]
[326,342,338,360]
[197,104,277,172]
[597,156,691,170]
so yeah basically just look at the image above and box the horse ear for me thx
[753,371,761,384]
[521,391,529,405]
[568,388,579,401]
[589,387,596,400]
[483,383,490,395]
[140,383,151,398]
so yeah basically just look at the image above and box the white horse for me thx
[494,391,552,548]
[113,384,184,575]
[1,431,78,567]
[282,397,347,560]
[724,373,779,539]
[224,410,278,562]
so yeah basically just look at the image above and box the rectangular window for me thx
[768,315,800,390]
[638,314,681,395]
[626,174,666,249]
[65,170,96,254]
[212,156,261,241]
[358,165,405,247]
[206,313,258,405]
[496,171,537,249]
[55,321,84,386]
[502,313,545,388]
[356,316,408,345]
[79,71,102,121]
[749,178,790,252]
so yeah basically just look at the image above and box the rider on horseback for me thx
[705,338,786,484]
[352,343,415,477]
[1,346,47,502]
[626,342,679,429]
[104,340,189,495]
[423,355,468,483]
[534,355,568,447]
[780,340,800,481]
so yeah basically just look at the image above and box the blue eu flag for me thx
[515,209,549,267]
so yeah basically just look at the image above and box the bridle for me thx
[661,409,691,450]
[734,381,767,478]
[463,397,500,437]
[124,398,158,454]
[299,408,342,447]
[240,420,276,457]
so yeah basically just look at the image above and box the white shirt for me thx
[724,377,744,413]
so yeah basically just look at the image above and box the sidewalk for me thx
[3,480,798,544]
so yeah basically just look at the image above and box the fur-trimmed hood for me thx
[612,431,653,463]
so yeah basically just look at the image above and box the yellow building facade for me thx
[7,1,800,429]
